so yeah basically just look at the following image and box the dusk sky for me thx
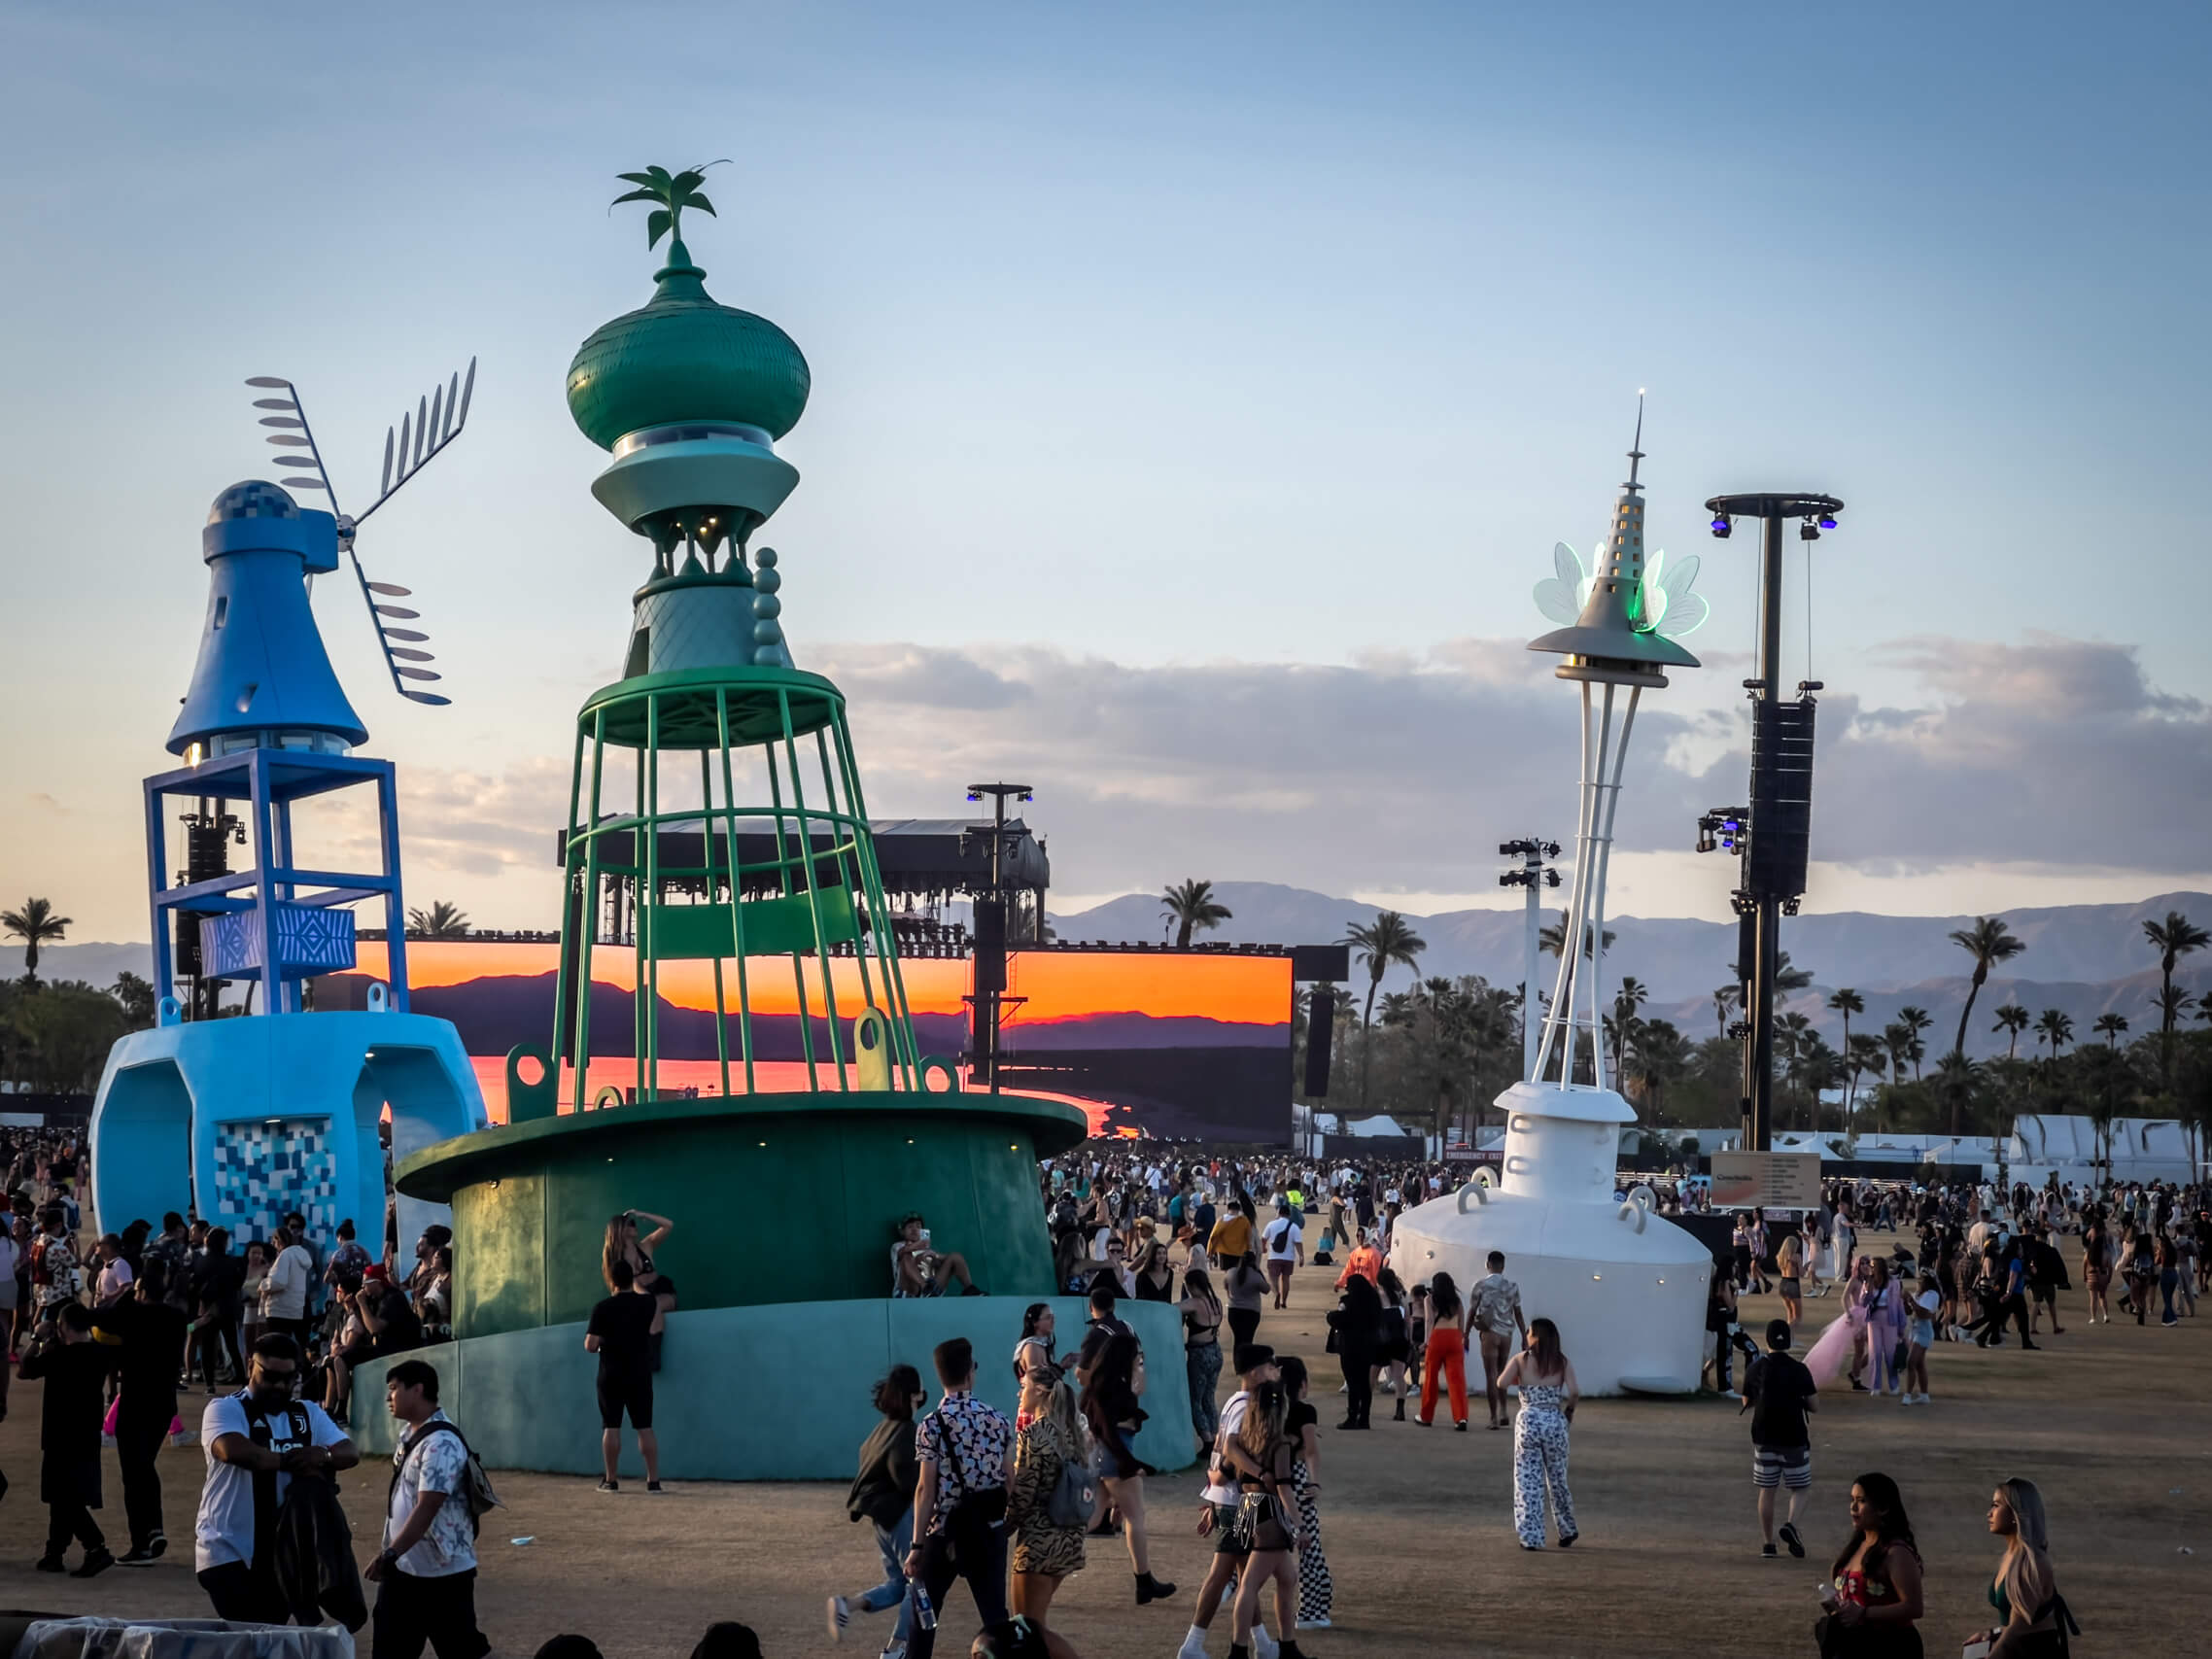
[5,2,2208,939]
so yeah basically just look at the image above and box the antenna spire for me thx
[1626,388,1646,489]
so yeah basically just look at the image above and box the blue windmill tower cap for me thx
[168,480,367,755]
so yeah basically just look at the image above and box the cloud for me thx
[382,632,2211,910]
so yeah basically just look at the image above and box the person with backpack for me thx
[369,1359,490,1659]
[1007,1370,1092,1651]
[194,1332,360,1623]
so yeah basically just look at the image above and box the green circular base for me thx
[397,1089,1087,1341]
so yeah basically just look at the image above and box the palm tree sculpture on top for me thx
[610,161,730,252]
[1342,911,1427,1106]
[1160,880,1232,950]
[2,897,72,985]
[1948,916,2025,1061]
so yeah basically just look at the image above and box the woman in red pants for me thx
[1416,1271,1472,1430]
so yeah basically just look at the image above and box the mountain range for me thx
[1046,884,2212,1061]
[17,885,2210,1063]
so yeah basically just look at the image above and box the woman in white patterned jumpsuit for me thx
[1498,1317,1580,1549]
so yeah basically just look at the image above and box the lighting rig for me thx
[962,781,1034,1090]
[1698,491,1844,1151]
[1499,838,1561,1081]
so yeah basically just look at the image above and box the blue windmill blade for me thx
[245,376,340,509]
[352,356,476,530]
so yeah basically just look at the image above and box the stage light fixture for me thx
[1818,513,1837,531]
[1800,520,1819,541]
[1711,513,1732,538]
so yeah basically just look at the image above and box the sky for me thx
[4,1,2209,941]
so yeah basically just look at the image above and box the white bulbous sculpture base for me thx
[1386,1082,1713,1395]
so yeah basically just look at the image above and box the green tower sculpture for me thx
[371,173,1172,1482]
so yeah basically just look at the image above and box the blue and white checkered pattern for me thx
[211,1117,341,1240]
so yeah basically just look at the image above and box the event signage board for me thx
[1710,1151,1822,1209]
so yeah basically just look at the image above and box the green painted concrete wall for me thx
[396,1093,1084,1339]
[350,1296,1196,1481]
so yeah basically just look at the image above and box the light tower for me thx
[1498,837,1560,1082]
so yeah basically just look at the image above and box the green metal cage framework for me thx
[548,664,924,1109]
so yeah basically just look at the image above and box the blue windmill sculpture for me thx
[90,365,490,1254]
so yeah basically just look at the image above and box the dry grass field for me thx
[0,1229,2202,1657]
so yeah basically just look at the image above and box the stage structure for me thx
[89,361,490,1252]
[378,168,1183,1480]
[1391,406,1713,1396]
[1697,491,1844,1153]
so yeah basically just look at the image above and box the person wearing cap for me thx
[1175,1342,1283,1659]
[1903,1289,1938,1405]
[1741,1319,1816,1561]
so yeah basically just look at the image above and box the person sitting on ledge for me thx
[892,1214,984,1298]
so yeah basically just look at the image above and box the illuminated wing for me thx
[1645,548,1710,639]
[1534,541,1586,625]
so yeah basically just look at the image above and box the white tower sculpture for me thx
[1389,405,1716,1394]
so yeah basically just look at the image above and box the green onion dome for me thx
[566,238,811,450]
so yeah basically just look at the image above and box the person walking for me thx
[1499,1318,1579,1550]
[368,1359,490,1659]
[1277,1357,1331,1632]
[1261,1204,1302,1311]
[1374,1268,1412,1420]
[903,1337,1015,1659]
[1775,1228,1805,1329]
[1413,1271,1470,1431]
[1224,1252,1268,1351]
[1470,1252,1527,1432]
[193,1228,247,1391]
[1081,1331,1174,1606]
[1819,1472,1925,1657]
[1179,1266,1225,1455]
[584,1258,663,1493]
[1901,1292,1937,1405]
[2079,1222,2113,1325]
[1176,1343,1283,1659]
[831,1365,924,1657]
[1007,1372,1089,1649]
[1225,1380,1309,1659]
[195,1334,361,1622]
[1741,1319,1816,1560]
[1326,1271,1381,1431]
[1974,1478,2075,1658]
[22,1302,118,1576]
[91,1258,189,1565]
[261,1224,317,1355]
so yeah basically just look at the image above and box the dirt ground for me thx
[0,1229,2202,1658]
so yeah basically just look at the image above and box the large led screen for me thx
[342,942,1292,1142]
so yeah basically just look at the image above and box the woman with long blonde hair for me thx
[1976,1477,2074,1658]
[1008,1373,1091,1646]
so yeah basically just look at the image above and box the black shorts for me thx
[598,1372,654,1430]
[1211,1502,1248,1556]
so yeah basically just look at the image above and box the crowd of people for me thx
[2,1122,2200,1656]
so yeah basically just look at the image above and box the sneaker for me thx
[1761,1542,1779,1559]
[34,1555,65,1573]
[645,1480,666,1494]
[118,1545,160,1567]
[1301,1616,1333,1628]
[1251,1626,1280,1659]
[1780,1522,1805,1559]
[880,1645,907,1659]
[72,1548,116,1578]
[596,1478,619,1494]
[828,1595,850,1642]
[1175,1632,1209,1659]
[1849,1378,1869,1392]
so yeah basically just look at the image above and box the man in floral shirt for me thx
[31,1206,82,1322]
[367,1360,488,1659]
[903,1337,1013,1659]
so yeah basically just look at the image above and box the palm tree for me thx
[406,900,471,940]
[1826,988,1864,1111]
[2149,984,2192,1037]
[1897,1005,1933,1079]
[1991,1003,2030,1060]
[2143,911,2209,1038]
[1627,1019,1690,1122]
[2093,1012,2129,1049]
[1948,916,2025,1060]
[1776,1011,1815,1127]
[2032,1008,2074,1062]
[1712,984,1739,1036]
[1847,1032,1888,1129]
[1609,977,1650,1076]
[1774,950,1815,1002]
[1160,880,1232,950]
[2,898,72,984]
[1539,913,1615,960]
[1933,1052,1982,1141]
[1342,912,1426,1106]
[1881,1021,1913,1089]
[609,160,729,251]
